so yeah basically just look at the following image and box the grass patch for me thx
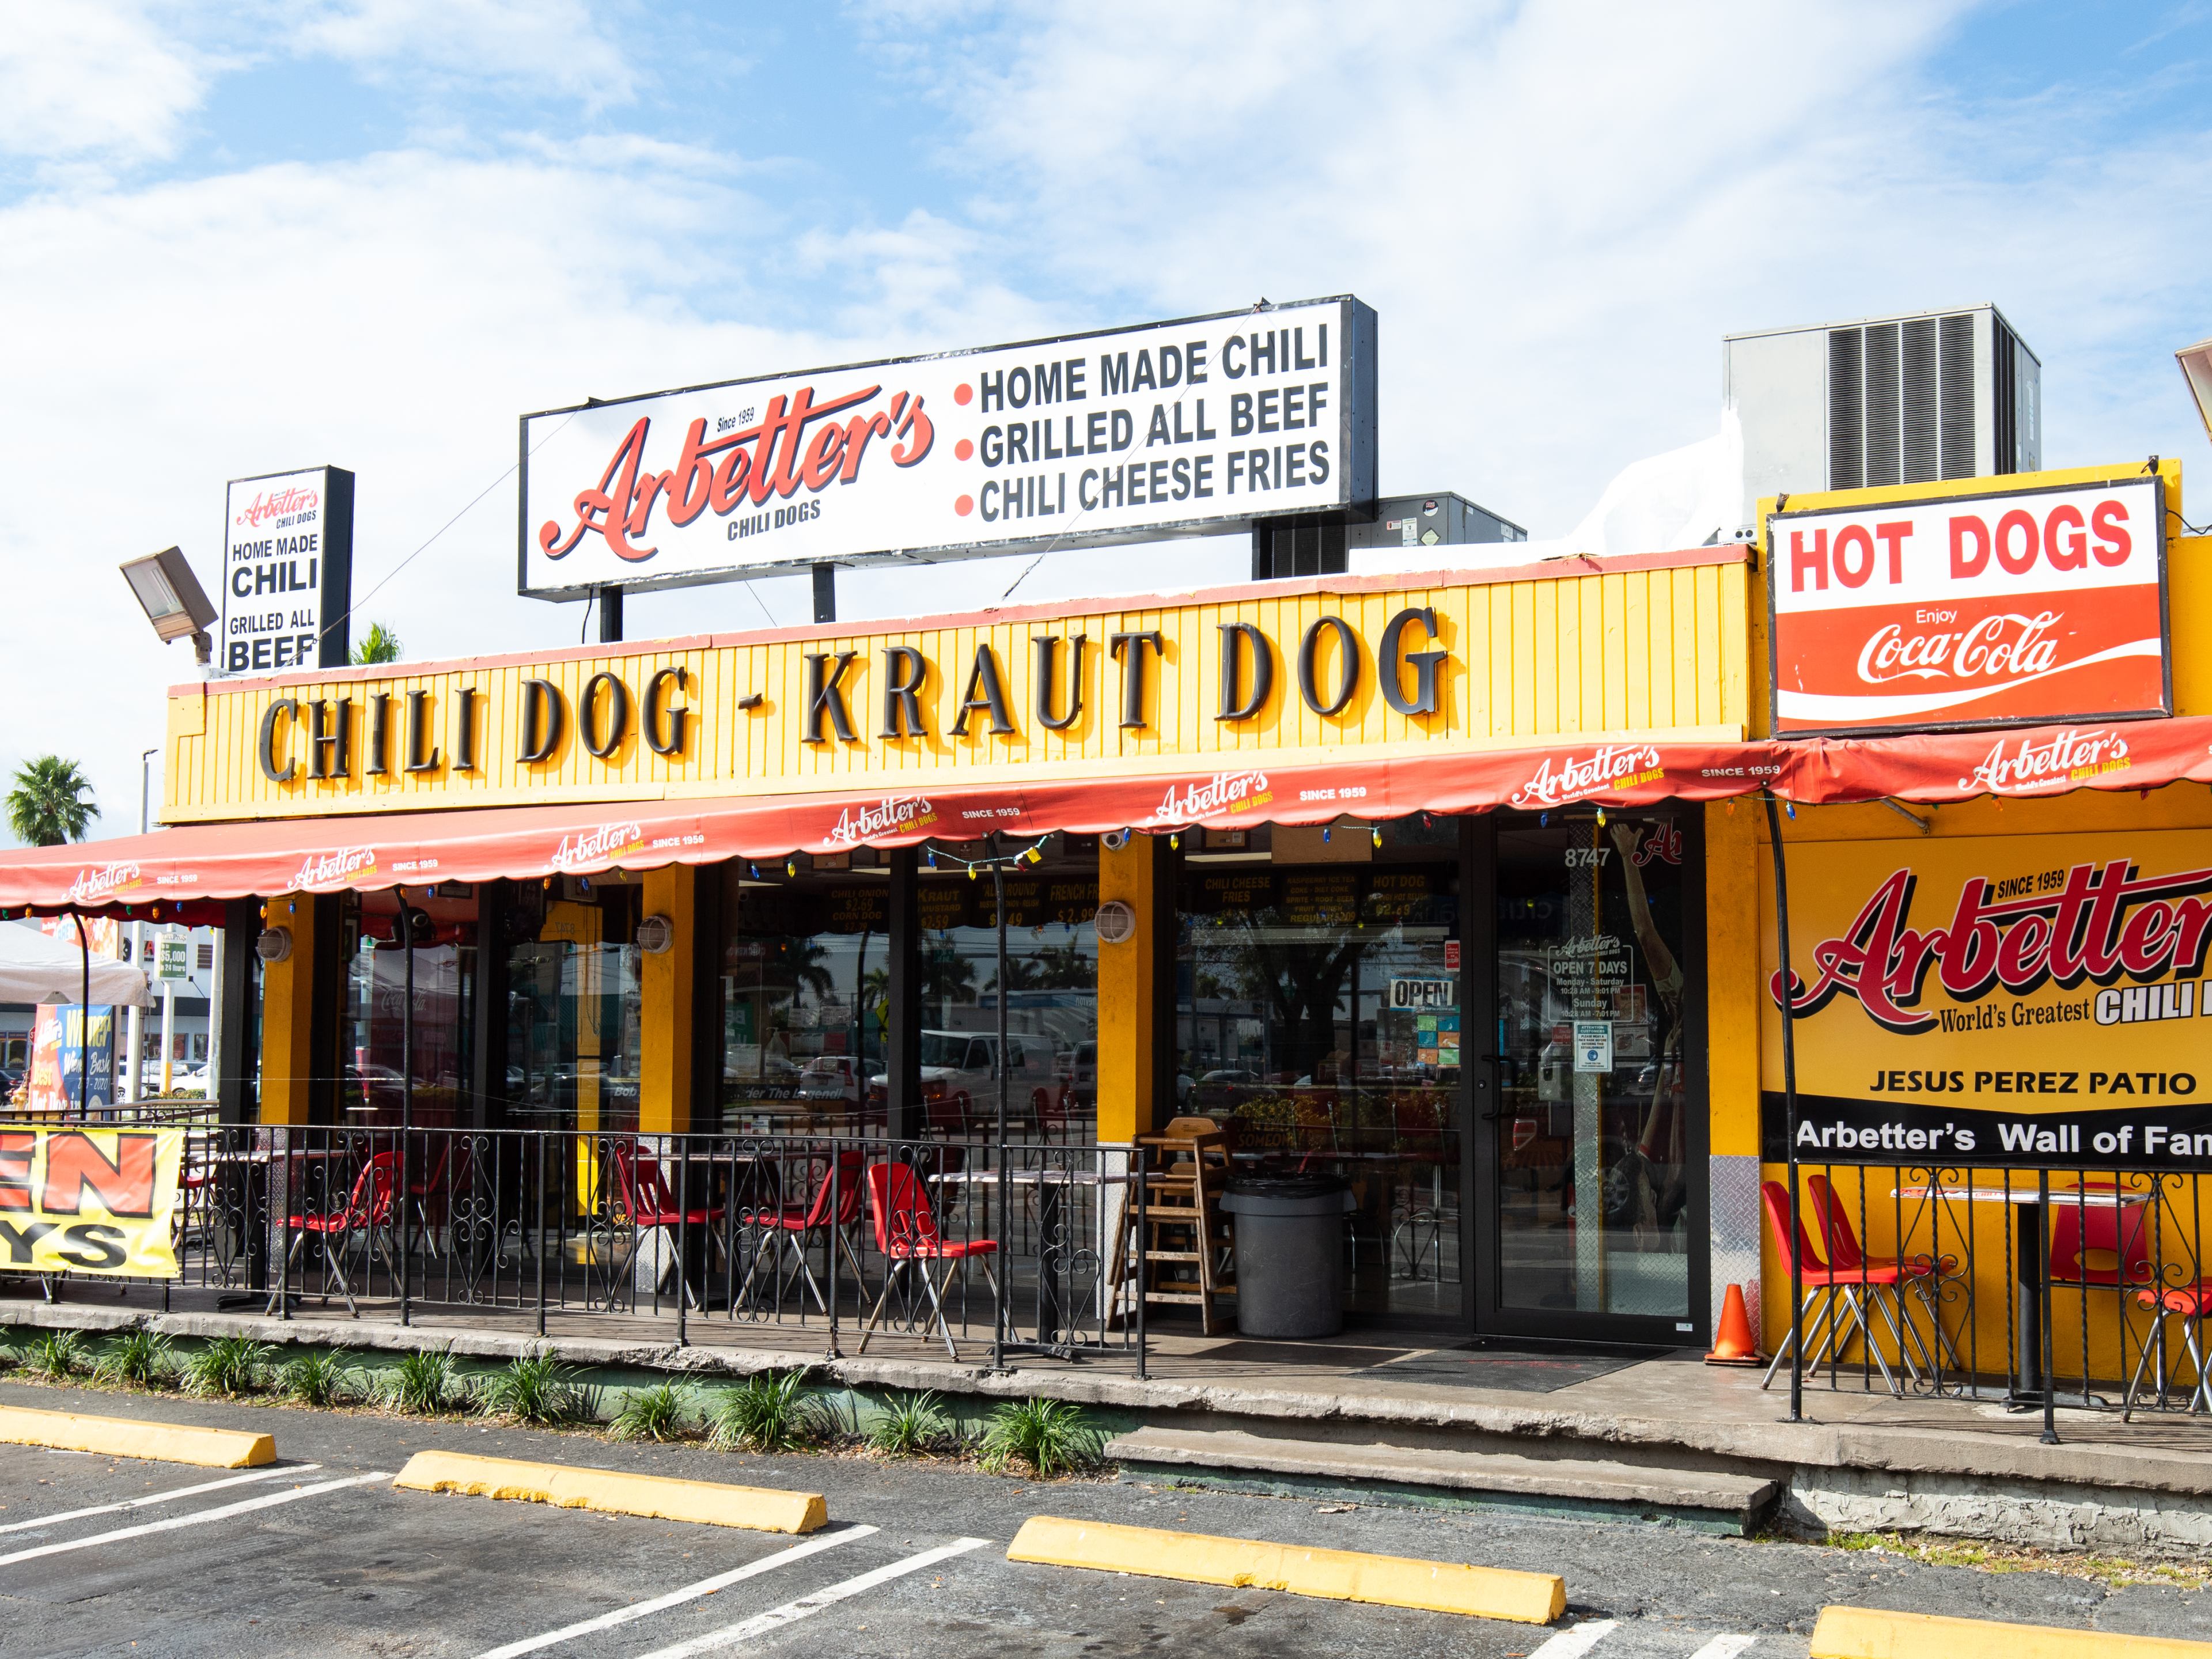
[93,1330,175,1390]
[709,1370,827,1453]
[612,1381,693,1444]
[277,1350,357,1408]
[866,1389,953,1459]
[477,1349,585,1428]
[384,1346,460,1415]
[1824,1530,2212,1590]
[182,1336,271,1397]
[22,1329,90,1382]
[980,1397,1102,1478]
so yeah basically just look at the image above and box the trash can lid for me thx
[1226,1173,1350,1200]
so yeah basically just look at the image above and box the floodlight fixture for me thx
[2180,337,2212,447]
[120,546,217,664]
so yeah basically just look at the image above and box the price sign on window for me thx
[155,937,192,984]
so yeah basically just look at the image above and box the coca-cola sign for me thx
[520,297,1375,599]
[1768,474,2168,735]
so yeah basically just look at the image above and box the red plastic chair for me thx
[857,1160,999,1360]
[607,1141,728,1309]
[1805,1172,1961,1384]
[275,1151,399,1317]
[2126,1282,2212,1419]
[2048,1187,2157,1287]
[1760,1178,1928,1394]
[736,1149,868,1313]
[926,1089,971,1138]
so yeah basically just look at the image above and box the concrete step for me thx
[1106,1425,1778,1536]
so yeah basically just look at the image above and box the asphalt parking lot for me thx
[3,1379,2209,1657]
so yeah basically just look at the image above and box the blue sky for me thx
[2,1,2209,836]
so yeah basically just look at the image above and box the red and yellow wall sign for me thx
[0,1126,184,1275]
[1760,827,2212,1168]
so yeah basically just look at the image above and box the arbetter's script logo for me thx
[540,385,935,566]
[1778,858,2212,1034]
[1959,727,2132,794]
[234,485,320,529]
[1856,611,2063,686]
[550,821,645,871]
[67,862,143,904]
[290,847,377,889]
[823,796,936,848]
[1147,770,1271,825]
[1508,745,1662,810]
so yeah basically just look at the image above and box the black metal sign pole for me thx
[993,839,1010,1371]
[74,913,91,1120]
[400,903,414,1327]
[1765,797,1804,1423]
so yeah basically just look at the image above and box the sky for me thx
[2,0,2210,840]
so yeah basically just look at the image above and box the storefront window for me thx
[342,887,478,1128]
[918,841,1098,1137]
[505,880,642,1134]
[1175,823,1463,1319]
[1493,814,1692,1320]
[718,866,889,1134]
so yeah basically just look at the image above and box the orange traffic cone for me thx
[1704,1283,1763,1366]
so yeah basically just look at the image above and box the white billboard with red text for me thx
[1768,475,2168,735]
[519,297,1377,599]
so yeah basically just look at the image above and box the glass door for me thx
[1472,812,1707,1344]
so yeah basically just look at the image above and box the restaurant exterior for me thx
[5,303,2210,1404]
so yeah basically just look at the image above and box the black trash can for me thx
[1221,1174,1355,1339]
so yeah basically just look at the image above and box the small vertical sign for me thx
[218,466,354,675]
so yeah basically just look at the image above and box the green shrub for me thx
[709,1369,825,1453]
[611,1381,692,1443]
[277,1350,355,1408]
[476,1349,584,1427]
[182,1336,271,1397]
[981,1397,1101,1478]
[94,1330,174,1389]
[24,1329,89,1382]
[866,1389,951,1458]
[385,1346,458,1415]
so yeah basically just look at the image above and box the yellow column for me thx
[639,865,696,1134]
[1096,837,1166,1143]
[1705,801,1767,1342]
[257,893,317,1126]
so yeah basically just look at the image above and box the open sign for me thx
[1389,977,1457,1010]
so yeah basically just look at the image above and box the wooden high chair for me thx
[1130,1115,1238,1335]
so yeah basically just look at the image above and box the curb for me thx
[1006,1514,1565,1624]
[0,1403,276,1468]
[392,1450,828,1534]
[1812,1606,2212,1657]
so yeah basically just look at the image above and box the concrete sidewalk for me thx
[8,1280,2211,1550]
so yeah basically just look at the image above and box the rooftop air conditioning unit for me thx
[1724,304,2041,532]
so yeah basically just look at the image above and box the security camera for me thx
[1101,828,1131,851]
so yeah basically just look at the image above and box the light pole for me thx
[124,747,156,1103]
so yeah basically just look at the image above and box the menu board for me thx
[1279,870,1361,926]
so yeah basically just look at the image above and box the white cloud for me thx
[284,0,641,110]
[0,2,206,164]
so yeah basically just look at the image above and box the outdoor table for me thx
[1896,1180,2153,1406]
[930,1167,1134,1346]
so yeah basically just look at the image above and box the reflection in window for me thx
[342,887,476,1129]
[506,881,641,1134]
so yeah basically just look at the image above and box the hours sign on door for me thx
[1768,475,2169,735]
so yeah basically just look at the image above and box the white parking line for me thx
[0,1471,391,1567]
[0,1464,322,1535]
[628,1536,991,1659]
[1527,1621,1619,1657]
[474,1526,880,1659]
[1688,1638,1758,1658]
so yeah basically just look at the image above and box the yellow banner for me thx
[1761,827,2212,1167]
[0,1126,183,1275]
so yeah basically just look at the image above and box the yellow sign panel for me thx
[1760,828,2212,1167]
[0,1126,184,1276]
[164,554,1750,822]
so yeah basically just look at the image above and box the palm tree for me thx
[351,622,402,665]
[7,756,96,845]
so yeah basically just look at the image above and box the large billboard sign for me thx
[519,297,1377,599]
[219,466,355,676]
[1768,474,2168,736]
[1760,828,2212,1168]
